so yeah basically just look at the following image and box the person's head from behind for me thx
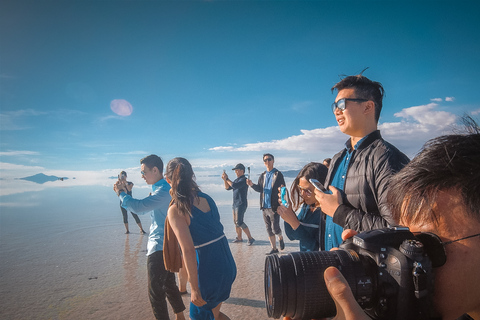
[387,116,480,319]
[323,158,331,168]
[331,73,384,137]
[140,154,164,185]
[290,162,328,212]
[165,157,200,216]
[263,153,275,171]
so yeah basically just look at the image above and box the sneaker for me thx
[247,238,255,246]
[279,238,285,250]
[232,238,244,243]
[266,248,279,255]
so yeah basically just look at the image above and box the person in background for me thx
[117,171,146,234]
[166,157,236,320]
[324,117,480,320]
[114,155,186,320]
[246,153,286,255]
[277,162,328,252]
[315,73,409,250]
[222,163,255,245]
[322,158,331,169]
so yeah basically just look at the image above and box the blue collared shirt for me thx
[119,178,171,256]
[326,136,368,250]
[263,169,277,209]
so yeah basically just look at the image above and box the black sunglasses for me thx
[331,98,368,113]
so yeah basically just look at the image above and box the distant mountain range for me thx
[18,173,69,184]
[281,170,301,178]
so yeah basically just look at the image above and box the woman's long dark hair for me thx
[290,162,328,212]
[166,157,200,216]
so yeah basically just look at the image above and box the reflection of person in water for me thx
[118,171,146,234]
[123,233,143,292]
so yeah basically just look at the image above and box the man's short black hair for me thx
[332,73,384,123]
[140,154,164,173]
[388,116,480,225]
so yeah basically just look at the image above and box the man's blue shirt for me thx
[263,169,277,209]
[119,178,171,256]
[326,135,368,250]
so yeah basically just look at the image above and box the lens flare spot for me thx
[110,99,133,116]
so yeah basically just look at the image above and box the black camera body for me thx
[265,227,436,320]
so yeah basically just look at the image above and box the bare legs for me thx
[212,303,231,320]
[137,222,146,234]
[235,226,253,241]
[268,235,277,250]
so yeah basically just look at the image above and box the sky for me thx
[1,0,480,200]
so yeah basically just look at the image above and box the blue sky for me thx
[1,0,480,200]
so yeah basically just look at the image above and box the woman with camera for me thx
[277,162,328,252]
[165,157,236,320]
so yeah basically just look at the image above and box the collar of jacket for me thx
[344,130,382,152]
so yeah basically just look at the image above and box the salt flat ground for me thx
[0,186,300,320]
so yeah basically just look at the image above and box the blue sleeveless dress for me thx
[188,192,237,320]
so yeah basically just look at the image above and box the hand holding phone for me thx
[309,178,327,193]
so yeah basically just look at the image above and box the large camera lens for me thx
[265,250,376,319]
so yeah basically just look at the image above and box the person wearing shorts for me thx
[246,154,285,255]
[222,163,255,245]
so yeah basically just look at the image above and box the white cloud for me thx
[209,146,235,152]
[393,103,456,127]
[430,98,442,102]
[98,115,127,122]
[0,150,40,156]
[445,97,455,102]
[209,102,459,160]
[472,108,480,116]
[210,126,343,154]
[0,109,48,131]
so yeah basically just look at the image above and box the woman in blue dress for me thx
[277,162,328,251]
[165,157,236,320]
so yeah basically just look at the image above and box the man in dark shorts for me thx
[247,154,286,255]
[222,163,255,245]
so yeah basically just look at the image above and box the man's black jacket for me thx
[324,130,410,232]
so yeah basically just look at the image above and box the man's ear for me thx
[364,100,375,115]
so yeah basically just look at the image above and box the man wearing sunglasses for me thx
[246,153,286,255]
[324,118,480,320]
[314,74,410,251]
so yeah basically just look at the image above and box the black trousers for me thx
[147,250,186,319]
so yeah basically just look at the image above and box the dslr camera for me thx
[265,227,444,320]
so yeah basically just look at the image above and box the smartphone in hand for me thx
[280,186,288,207]
[309,178,327,193]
